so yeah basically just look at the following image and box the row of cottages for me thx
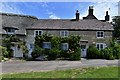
[1,6,113,58]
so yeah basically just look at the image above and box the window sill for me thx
[96,37,104,39]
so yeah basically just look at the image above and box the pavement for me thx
[1,59,119,74]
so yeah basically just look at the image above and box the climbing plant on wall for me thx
[3,35,28,58]
[33,33,81,60]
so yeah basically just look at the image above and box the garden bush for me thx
[69,47,81,60]
[101,47,114,60]
[31,46,44,58]
[87,46,100,59]
[112,43,120,59]
[48,48,61,60]
[60,50,69,59]
[0,46,9,58]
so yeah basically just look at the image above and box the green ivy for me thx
[34,34,81,60]
[3,35,28,58]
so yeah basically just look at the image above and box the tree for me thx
[112,16,120,38]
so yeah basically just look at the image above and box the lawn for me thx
[2,66,119,80]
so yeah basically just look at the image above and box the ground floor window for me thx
[96,43,106,50]
[42,42,51,49]
[61,43,69,50]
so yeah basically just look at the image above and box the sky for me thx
[0,1,119,21]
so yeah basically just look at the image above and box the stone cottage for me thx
[1,6,114,58]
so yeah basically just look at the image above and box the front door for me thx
[81,45,87,57]
[11,45,23,58]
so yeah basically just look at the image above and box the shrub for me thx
[0,46,9,58]
[48,48,61,60]
[60,50,69,59]
[51,36,61,49]
[87,46,100,59]
[31,46,44,58]
[69,47,81,60]
[68,35,81,49]
[101,47,114,60]
[112,43,120,59]
[109,40,120,59]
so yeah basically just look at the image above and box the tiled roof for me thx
[27,19,113,31]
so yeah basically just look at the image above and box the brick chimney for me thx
[105,11,110,21]
[89,6,94,15]
[76,10,79,21]
[83,6,97,20]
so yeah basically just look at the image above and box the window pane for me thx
[97,34,100,37]
[61,31,64,36]
[61,43,69,50]
[39,31,42,35]
[43,42,51,49]
[100,44,103,49]
[97,44,99,50]
[65,31,68,36]
[8,28,11,32]
[30,44,34,49]
[101,32,103,37]
[35,31,38,35]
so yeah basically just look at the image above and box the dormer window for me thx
[7,28,15,33]
[3,27,18,35]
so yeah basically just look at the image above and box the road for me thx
[1,59,119,74]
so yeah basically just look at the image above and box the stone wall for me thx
[26,30,112,46]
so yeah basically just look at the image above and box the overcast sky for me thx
[0,1,119,21]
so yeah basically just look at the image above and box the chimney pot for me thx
[89,6,94,15]
[76,10,80,21]
[105,11,110,21]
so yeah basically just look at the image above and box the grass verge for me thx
[2,66,119,80]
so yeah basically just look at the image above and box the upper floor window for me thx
[34,30,43,37]
[7,28,15,33]
[60,30,69,37]
[96,31,104,38]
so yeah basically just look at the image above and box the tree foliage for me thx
[112,16,120,38]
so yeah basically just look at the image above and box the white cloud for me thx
[47,10,60,19]
[49,14,60,19]
[0,2,23,14]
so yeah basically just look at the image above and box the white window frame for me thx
[60,30,69,37]
[61,43,69,51]
[34,30,43,37]
[96,31,104,38]
[96,43,106,50]
[42,42,51,49]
